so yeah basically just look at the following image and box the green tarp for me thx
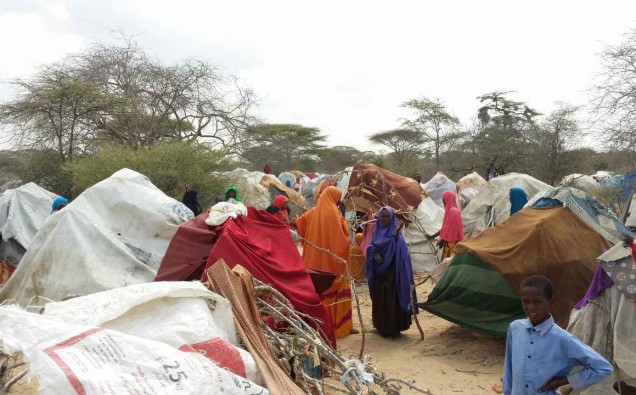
[418,252,525,337]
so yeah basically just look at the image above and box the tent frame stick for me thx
[298,235,366,359]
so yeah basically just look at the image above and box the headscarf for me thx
[365,206,416,313]
[224,186,243,202]
[51,197,69,213]
[273,195,290,223]
[440,191,464,242]
[182,188,202,216]
[296,186,350,274]
[509,187,528,216]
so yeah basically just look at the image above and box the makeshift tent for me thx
[419,207,609,336]
[528,186,633,245]
[559,174,601,195]
[567,243,636,394]
[0,183,59,266]
[334,167,353,200]
[623,193,636,230]
[0,169,193,306]
[156,207,336,346]
[278,172,297,189]
[457,172,487,209]
[592,171,612,183]
[422,172,457,208]
[221,169,309,218]
[462,172,550,237]
[402,197,444,273]
[457,172,487,192]
[620,170,636,203]
[344,164,423,217]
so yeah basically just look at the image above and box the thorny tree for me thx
[77,38,257,149]
[590,27,636,164]
[401,97,460,170]
[474,91,540,175]
[0,64,118,162]
[0,36,257,160]
[533,103,582,185]
[369,129,426,175]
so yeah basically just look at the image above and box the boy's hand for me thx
[539,377,569,392]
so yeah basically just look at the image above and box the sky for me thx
[1,0,635,151]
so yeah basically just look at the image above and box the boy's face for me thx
[520,286,553,326]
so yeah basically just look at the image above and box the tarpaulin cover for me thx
[418,252,525,337]
[345,164,423,218]
[457,172,487,192]
[0,182,59,251]
[157,207,336,346]
[422,172,457,208]
[528,186,632,245]
[456,207,609,328]
[0,169,193,306]
[462,172,551,237]
[205,207,335,346]
[568,286,636,394]
[559,174,600,195]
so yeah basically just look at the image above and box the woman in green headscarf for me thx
[224,186,243,202]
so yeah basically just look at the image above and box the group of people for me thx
[177,179,613,395]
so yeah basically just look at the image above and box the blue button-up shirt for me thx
[503,315,613,395]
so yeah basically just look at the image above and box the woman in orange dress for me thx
[296,186,353,338]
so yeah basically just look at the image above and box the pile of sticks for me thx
[253,278,433,395]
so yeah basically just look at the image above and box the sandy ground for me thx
[336,277,505,395]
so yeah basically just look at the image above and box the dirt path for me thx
[336,279,505,394]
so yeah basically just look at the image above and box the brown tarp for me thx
[345,164,423,218]
[455,207,610,328]
[205,261,305,395]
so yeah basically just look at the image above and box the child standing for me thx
[502,275,613,394]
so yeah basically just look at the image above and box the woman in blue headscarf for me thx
[509,187,528,216]
[366,206,416,337]
[51,197,69,214]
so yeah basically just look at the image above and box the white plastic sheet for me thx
[0,169,193,305]
[0,182,59,264]
[462,173,551,237]
[206,200,248,226]
[403,197,444,272]
[0,306,268,395]
[43,281,261,385]
[422,173,457,208]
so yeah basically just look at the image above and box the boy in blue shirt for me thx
[502,275,613,394]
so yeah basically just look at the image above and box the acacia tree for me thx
[78,38,257,149]
[401,97,459,170]
[368,129,426,175]
[0,36,257,158]
[590,27,636,162]
[474,91,540,175]
[0,65,118,162]
[317,146,377,173]
[533,103,582,185]
[241,124,326,172]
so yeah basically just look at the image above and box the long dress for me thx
[296,186,353,339]
[366,206,415,337]
[440,191,463,259]
[371,257,411,337]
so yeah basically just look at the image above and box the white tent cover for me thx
[0,169,193,305]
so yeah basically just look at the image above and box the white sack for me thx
[43,281,260,384]
[0,307,268,395]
